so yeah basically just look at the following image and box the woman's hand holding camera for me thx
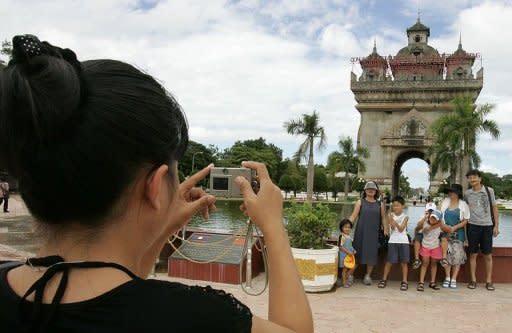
[235,161,283,234]
[170,164,217,229]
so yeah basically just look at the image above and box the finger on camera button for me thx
[182,164,214,190]
[241,161,269,180]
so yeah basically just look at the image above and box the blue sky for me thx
[1,0,511,189]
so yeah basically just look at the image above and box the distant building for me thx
[351,16,482,196]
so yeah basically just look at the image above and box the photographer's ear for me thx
[145,165,169,210]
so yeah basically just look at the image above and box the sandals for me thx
[400,281,408,291]
[440,258,449,267]
[450,280,457,289]
[412,259,422,270]
[417,282,424,292]
[467,281,477,289]
[443,279,450,288]
[378,280,387,288]
[486,282,495,291]
[429,282,440,290]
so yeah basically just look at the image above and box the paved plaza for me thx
[160,275,512,333]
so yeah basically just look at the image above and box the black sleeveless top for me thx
[0,261,252,333]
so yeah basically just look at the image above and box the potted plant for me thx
[285,202,338,292]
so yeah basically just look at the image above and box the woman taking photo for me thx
[0,35,313,333]
[349,182,387,285]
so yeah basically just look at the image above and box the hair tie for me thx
[10,34,82,73]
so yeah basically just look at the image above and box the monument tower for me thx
[350,17,483,195]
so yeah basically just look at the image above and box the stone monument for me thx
[350,17,483,195]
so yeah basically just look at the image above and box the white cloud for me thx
[320,24,362,57]
[1,0,510,183]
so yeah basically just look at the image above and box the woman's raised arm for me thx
[236,161,313,333]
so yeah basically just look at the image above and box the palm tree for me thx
[284,111,326,201]
[429,139,458,184]
[431,96,500,184]
[327,136,369,199]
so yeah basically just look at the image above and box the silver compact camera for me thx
[209,167,259,198]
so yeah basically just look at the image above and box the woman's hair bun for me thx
[0,35,83,173]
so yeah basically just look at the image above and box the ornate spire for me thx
[372,38,377,55]
[458,32,462,50]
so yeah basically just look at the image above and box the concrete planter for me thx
[291,246,338,292]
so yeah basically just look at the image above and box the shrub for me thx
[285,202,336,249]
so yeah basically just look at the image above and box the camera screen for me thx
[212,177,229,191]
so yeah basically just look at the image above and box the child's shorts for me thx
[387,243,410,264]
[420,246,442,260]
[414,232,423,242]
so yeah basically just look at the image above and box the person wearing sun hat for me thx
[415,209,453,292]
[439,184,470,289]
[349,181,387,286]
[411,201,437,269]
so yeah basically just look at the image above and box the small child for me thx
[378,196,410,291]
[412,202,436,269]
[416,210,453,292]
[337,219,355,288]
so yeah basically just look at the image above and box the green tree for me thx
[431,96,500,184]
[178,141,217,177]
[327,136,369,199]
[217,138,283,181]
[284,111,326,202]
[352,177,366,193]
[429,138,461,184]
[290,174,304,197]
[313,167,328,199]
[279,175,294,199]
[399,172,412,198]
[328,176,344,202]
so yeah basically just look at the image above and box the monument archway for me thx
[350,17,483,195]
[392,150,430,197]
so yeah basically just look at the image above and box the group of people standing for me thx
[337,169,499,291]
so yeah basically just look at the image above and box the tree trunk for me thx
[450,168,456,184]
[344,171,350,200]
[458,144,464,185]
[306,138,314,202]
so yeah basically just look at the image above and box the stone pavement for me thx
[158,274,512,333]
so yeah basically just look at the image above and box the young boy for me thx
[412,202,436,269]
[378,196,409,291]
[417,210,453,291]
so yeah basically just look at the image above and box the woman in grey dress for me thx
[349,182,387,285]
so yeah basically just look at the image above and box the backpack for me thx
[484,186,496,227]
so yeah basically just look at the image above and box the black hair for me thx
[0,44,188,226]
[339,219,353,232]
[392,195,405,205]
[466,169,482,178]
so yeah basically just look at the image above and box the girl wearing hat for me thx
[416,210,453,291]
[440,184,470,289]
[349,181,387,286]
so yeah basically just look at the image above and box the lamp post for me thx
[191,151,203,175]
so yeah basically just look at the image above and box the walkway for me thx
[159,275,512,333]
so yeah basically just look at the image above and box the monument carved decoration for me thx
[381,108,430,147]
